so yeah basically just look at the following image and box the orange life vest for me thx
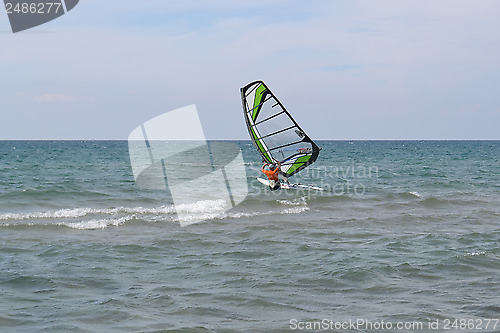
[261,167,279,181]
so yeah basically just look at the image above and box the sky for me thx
[2,0,500,140]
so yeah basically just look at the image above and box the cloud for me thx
[34,94,79,103]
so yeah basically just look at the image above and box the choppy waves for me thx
[2,141,500,331]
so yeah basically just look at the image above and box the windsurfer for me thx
[261,161,282,191]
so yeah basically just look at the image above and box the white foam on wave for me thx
[0,206,177,221]
[0,217,132,230]
[175,199,229,225]
[177,198,310,223]
[409,191,422,198]
[219,205,309,220]
[0,208,96,220]
[60,216,133,230]
[175,199,228,214]
[277,197,308,206]
[464,251,486,257]
[282,206,310,214]
[0,197,311,228]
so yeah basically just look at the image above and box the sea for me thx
[1,140,499,332]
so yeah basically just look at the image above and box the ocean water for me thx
[1,140,500,332]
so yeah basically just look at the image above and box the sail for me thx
[241,80,320,177]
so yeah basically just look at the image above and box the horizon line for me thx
[1,139,500,142]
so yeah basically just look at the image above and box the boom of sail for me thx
[241,80,320,177]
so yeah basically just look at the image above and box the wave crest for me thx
[0,198,310,229]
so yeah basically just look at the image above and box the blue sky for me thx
[2,0,500,139]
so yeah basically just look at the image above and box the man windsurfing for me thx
[261,161,282,191]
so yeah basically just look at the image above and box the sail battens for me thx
[249,94,274,113]
[269,140,305,152]
[252,110,287,126]
[257,125,296,141]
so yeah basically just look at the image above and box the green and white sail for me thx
[240,80,320,177]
